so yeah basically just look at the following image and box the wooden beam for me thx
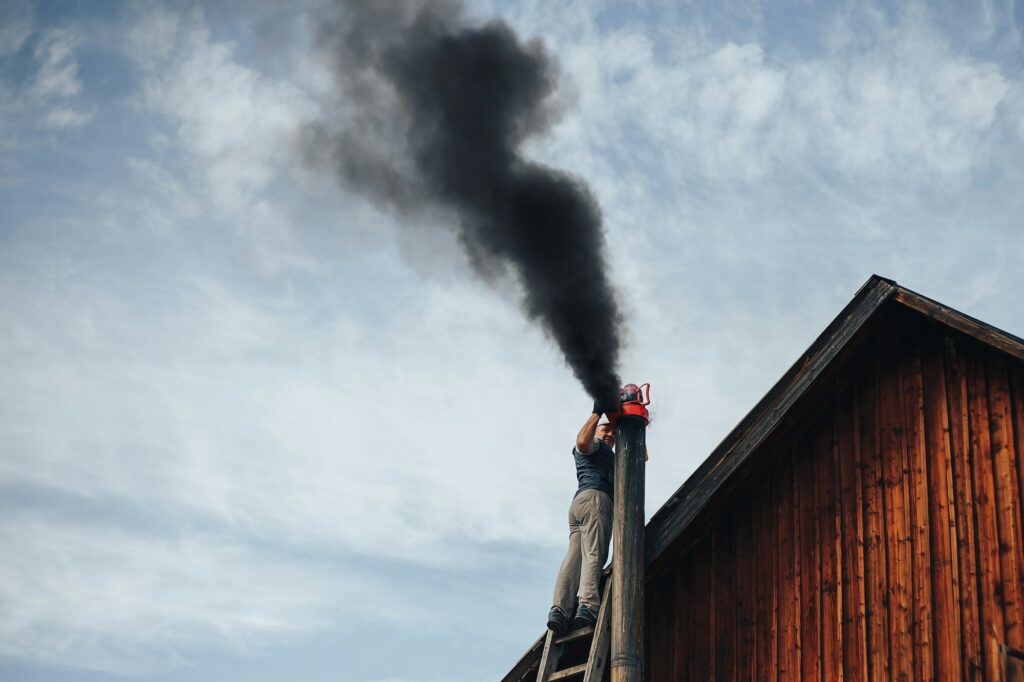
[500,633,545,682]
[901,334,935,680]
[986,353,1024,650]
[880,341,914,680]
[920,331,963,680]
[944,336,983,677]
[893,289,1024,363]
[837,387,868,679]
[584,580,613,682]
[752,472,777,681]
[859,362,890,681]
[967,348,1007,680]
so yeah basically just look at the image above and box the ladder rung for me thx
[553,625,594,645]
[548,663,587,680]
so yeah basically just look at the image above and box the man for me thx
[547,403,617,634]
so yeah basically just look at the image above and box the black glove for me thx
[593,400,604,415]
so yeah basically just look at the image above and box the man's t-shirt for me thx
[573,439,614,499]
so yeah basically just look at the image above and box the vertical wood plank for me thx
[966,348,1006,680]
[714,512,737,681]
[920,332,963,680]
[1011,362,1024,638]
[838,388,869,680]
[860,363,891,681]
[880,347,914,680]
[944,337,984,678]
[798,432,822,682]
[644,583,653,682]
[1012,363,1024,558]
[986,353,1024,651]
[753,473,778,682]
[646,573,673,682]
[816,412,843,681]
[900,335,935,680]
[777,448,801,681]
[692,535,714,681]
[673,548,694,681]
[736,492,756,681]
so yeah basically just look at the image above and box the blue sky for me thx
[1,1,1023,680]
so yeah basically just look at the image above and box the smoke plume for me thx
[304,1,623,406]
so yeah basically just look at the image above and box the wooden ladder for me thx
[535,582,612,682]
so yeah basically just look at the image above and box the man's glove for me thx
[593,400,604,415]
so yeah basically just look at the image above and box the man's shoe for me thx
[547,606,569,634]
[570,604,598,630]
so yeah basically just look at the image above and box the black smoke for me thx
[303,1,623,406]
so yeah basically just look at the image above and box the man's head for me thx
[596,422,615,447]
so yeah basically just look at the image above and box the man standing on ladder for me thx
[548,402,631,634]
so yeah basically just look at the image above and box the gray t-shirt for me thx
[572,439,614,499]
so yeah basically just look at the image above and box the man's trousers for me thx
[552,488,612,614]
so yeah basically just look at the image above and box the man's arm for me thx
[575,412,601,454]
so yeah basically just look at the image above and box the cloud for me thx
[0,24,96,141]
[29,29,82,98]
[0,263,578,559]
[786,17,1011,181]
[41,104,93,128]
[515,5,1014,193]
[0,237,578,673]
[123,7,320,271]
[0,509,412,675]
[0,1,33,57]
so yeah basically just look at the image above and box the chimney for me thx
[610,385,649,682]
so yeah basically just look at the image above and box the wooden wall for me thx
[646,321,1024,681]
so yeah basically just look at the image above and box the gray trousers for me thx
[552,488,612,614]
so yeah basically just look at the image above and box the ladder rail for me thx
[582,588,612,682]
[536,580,613,682]
[536,628,561,681]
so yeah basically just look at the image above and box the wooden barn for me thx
[504,275,1024,681]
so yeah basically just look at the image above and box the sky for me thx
[1,0,1023,680]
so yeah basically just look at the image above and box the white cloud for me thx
[29,29,82,98]
[0,26,94,139]
[124,7,320,272]
[0,266,579,561]
[42,104,93,128]
[786,27,1010,181]
[0,241,586,670]
[0,513,411,674]
[0,1,33,57]
[513,3,1016,191]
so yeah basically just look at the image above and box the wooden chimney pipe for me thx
[610,414,646,682]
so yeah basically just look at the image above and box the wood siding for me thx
[646,323,1024,681]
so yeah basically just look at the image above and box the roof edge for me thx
[644,274,897,563]
[892,285,1024,362]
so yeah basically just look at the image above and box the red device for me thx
[612,382,651,425]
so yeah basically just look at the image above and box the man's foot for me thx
[570,603,598,630]
[547,606,569,634]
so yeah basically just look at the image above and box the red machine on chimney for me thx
[615,382,650,425]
